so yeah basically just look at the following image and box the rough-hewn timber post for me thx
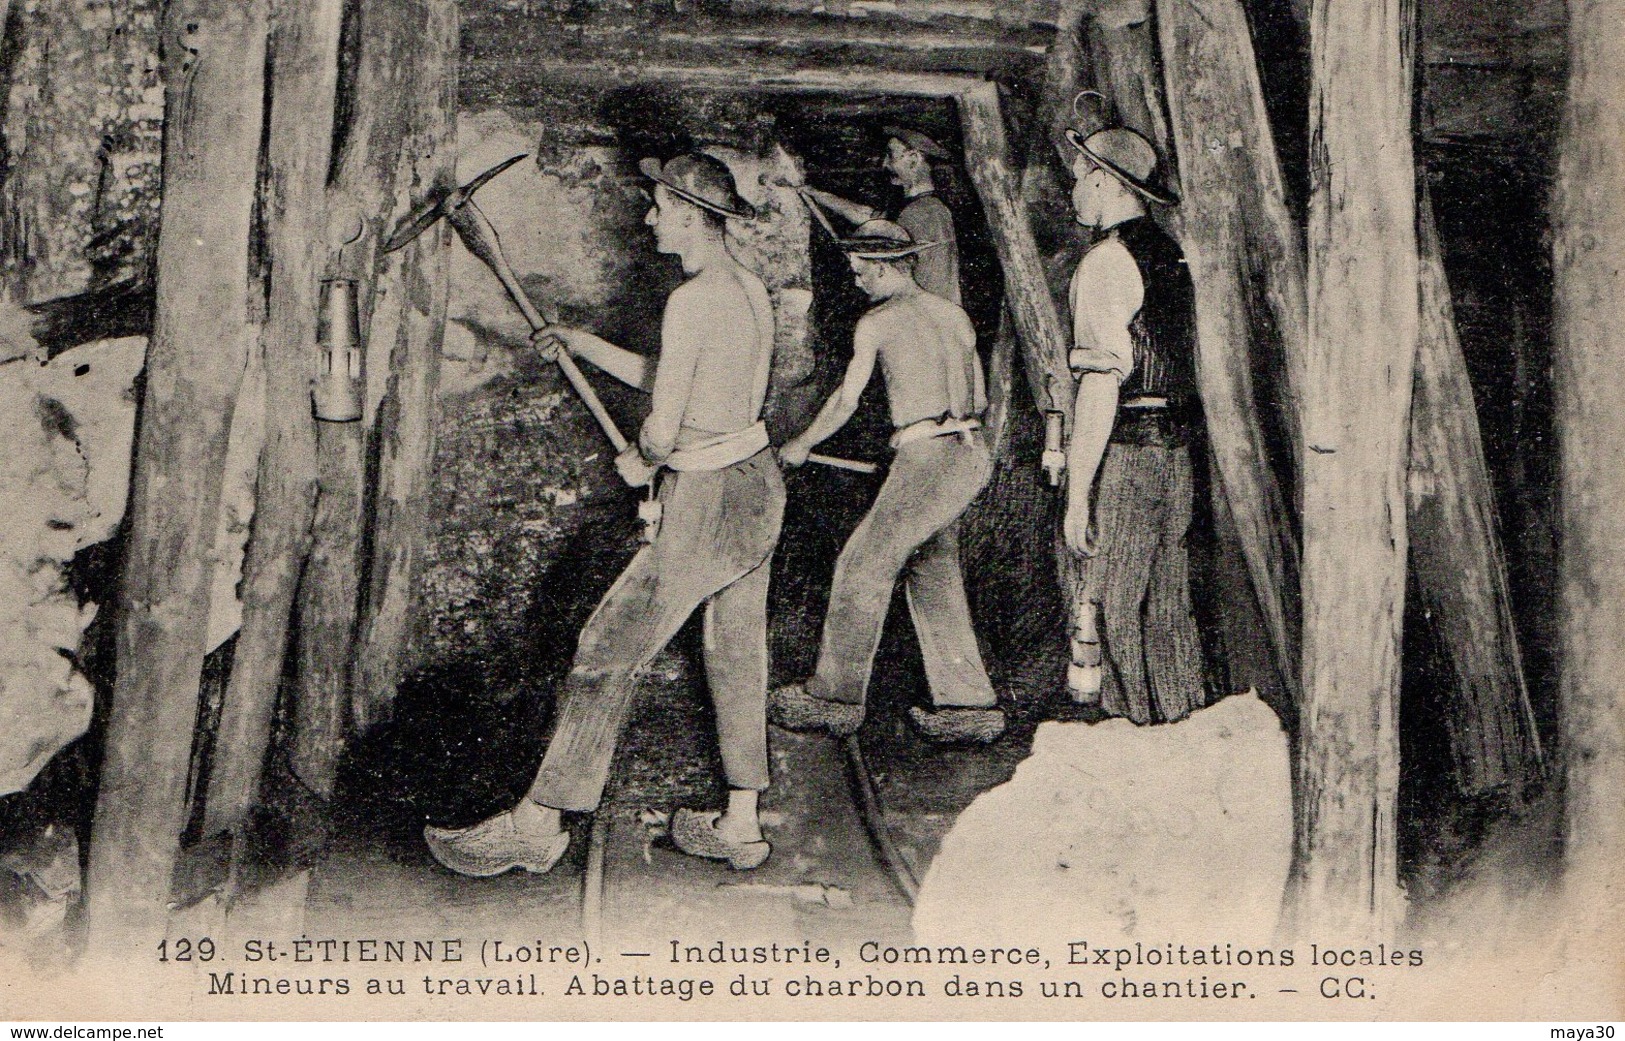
[1155,0,1306,705]
[1411,187,1542,795]
[205,0,344,827]
[1088,2,1175,187]
[1025,0,1092,192]
[982,0,1091,455]
[1552,0,1625,889]
[84,0,268,948]
[1297,0,1418,934]
[286,0,424,800]
[955,81,1072,418]
[350,0,459,728]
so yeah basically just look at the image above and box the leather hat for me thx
[882,125,952,161]
[1064,125,1179,206]
[639,154,756,220]
[837,218,941,260]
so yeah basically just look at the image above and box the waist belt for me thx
[890,416,983,450]
[665,421,770,472]
[1110,406,1194,447]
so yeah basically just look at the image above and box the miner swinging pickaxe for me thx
[382,154,879,481]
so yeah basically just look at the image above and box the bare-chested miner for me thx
[424,153,785,875]
[770,220,1003,744]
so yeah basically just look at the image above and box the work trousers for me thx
[1073,441,1206,724]
[528,450,785,812]
[808,433,996,709]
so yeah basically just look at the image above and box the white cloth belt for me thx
[665,421,770,472]
[890,416,982,450]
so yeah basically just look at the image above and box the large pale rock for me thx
[0,365,99,795]
[913,692,1292,946]
[30,337,146,548]
[0,332,262,794]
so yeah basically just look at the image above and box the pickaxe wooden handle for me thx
[446,199,630,454]
[808,452,878,474]
[796,187,840,240]
[383,154,628,454]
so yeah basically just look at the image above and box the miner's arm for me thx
[535,326,656,392]
[799,185,880,227]
[1063,242,1142,555]
[638,288,705,465]
[781,321,880,466]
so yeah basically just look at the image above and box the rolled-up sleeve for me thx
[1068,238,1143,382]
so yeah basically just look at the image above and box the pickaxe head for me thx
[381,153,528,255]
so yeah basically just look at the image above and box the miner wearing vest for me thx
[424,153,785,875]
[1061,123,1207,724]
[770,219,1003,744]
[797,125,962,304]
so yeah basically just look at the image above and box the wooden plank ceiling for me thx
[459,0,1564,149]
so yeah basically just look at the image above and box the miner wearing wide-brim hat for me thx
[1058,117,1209,726]
[770,219,1004,745]
[795,125,964,304]
[425,152,786,876]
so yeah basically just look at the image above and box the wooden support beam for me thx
[0,278,153,363]
[1021,0,1091,188]
[287,0,425,801]
[84,0,268,948]
[983,0,1092,453]
[1297,0,1419,935]
[351,0,458,729]
[469,54,980,100]
[1155,0,1306,705]
[1553,0,1625,886]
[461,8,1053,56]
[1089,6,1175,188]
[0,0,161,303]
[204,0,345,831]
[290,425,364,796]
[1410,186,1543,796]
[955,81,1072,416]
[663,0,1061,26]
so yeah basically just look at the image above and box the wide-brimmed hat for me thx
[1063,125,1179,206]
[881,125,952,161]
[639,154,756,220]
[837,218,941,260]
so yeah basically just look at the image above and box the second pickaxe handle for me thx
[808,452,878,475]
[448,198,630,454]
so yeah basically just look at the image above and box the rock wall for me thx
[0,0,163,302]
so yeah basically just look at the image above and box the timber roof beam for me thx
[460,6,1048,105]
